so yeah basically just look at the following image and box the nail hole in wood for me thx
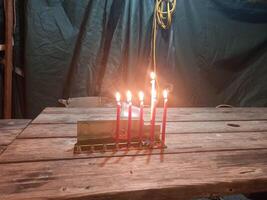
[227,123,240,128]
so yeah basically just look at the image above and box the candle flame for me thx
[163,89,168,99]
[138,91,144,101]
[115,92,121,102]
[126,90,132,102]
[150,72,156,80]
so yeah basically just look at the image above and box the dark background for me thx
[0,0,267,118]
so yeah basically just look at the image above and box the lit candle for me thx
[126,90,132,145]
[138,91,144,142]
[150,91,157,145]
[115,92,121,143]
[161,89,168,146]
[150,72,156,117]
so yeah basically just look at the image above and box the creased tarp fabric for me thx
[24,0,154,117]
[170,0,267,106]
[1,0,267,118]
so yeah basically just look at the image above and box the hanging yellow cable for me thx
[156,0,176,30]
[151,0,176,93]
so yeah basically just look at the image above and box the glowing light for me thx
[162,89,168,146]
[126,90,132,102]
[138,91,144,102]
[150,72,156,80]
[163,89,168,99]
[115,92,121,102]
[150,72,157,104]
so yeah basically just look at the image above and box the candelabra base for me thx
[74,141,167,153]
[74,119,165,153]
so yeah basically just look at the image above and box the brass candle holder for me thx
[74,119,164,153]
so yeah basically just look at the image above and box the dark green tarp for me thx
[1,0,267,118]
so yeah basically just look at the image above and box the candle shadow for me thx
[98,145,165,166]
[160,148,165,163]
[99,151,117,167]
[130,149,143,162]
[145,149,153,164]
[114,149,129,164]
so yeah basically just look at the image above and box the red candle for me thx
[138,91,144,142]
[161,90,168,146]
[150,93,157,145]
[115,92,121,143]
[150,72,156,119]
[126,91,132,145]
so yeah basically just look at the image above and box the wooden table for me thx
[0,119,31,155]
[0,107,267,200]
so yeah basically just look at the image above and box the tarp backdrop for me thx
[0,0,267,118]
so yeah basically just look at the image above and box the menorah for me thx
[74,72,168,153]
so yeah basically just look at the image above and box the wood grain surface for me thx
[1,108,267,200]
[19,120,267,139]
[0,119,30,146]
[32,107,267,124]
[0,150,266,200]
[2,132,267,163]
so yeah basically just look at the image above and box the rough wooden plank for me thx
[0,120,31,146]
[2,132,267,163]
[0,146,5,155]
[32,107,267,124]
[0,119,31,130]
[18,124,76,138]
[19,120,267,139]
[0,150,267,200]
[166,120,267,134]
[41,107,267,115]
[0,130,25,146]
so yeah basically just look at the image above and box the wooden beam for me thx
[0,44,5,51]
[3,0,14,119]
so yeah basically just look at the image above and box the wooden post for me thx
[3,0,14,119]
